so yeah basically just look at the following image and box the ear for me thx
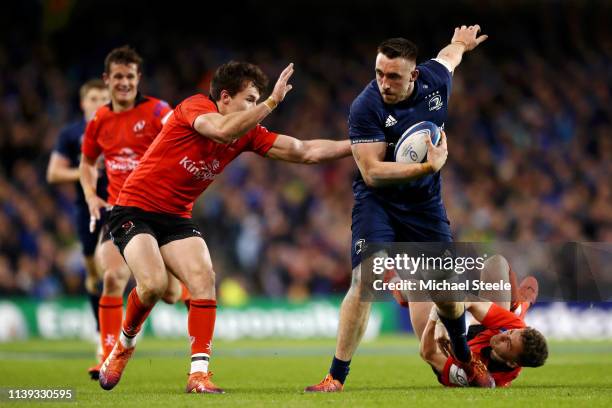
[220,90,232,105]
[102,72,110,87]
[506,360,519,368]
[411,69,419,82]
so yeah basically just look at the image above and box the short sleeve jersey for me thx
[81,95,171,205]
[349,59,452,213]
[53,118,108,204]
[440,304,526,388]
[116,94,278,217]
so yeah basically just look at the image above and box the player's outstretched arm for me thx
[265,134,351,164]
[46,152,80,183]
[353,131,448,187]
[436,25,488,71]
[420,307,450,372]
[194,64,294,144]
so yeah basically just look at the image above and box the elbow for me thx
[361,171,380,188]
[209,130,233,144]
[46,171,56,184]
[419,345,435,364]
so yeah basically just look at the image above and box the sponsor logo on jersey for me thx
[106,148,139,172]
[179,156,221,181]
[385,115,397,127]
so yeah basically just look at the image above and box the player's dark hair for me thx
[377,38,418,61]
[104,45,143,73]
[79,79,106,100]
[210,61,269,101]
[518,327,548,367]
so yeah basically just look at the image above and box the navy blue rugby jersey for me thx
[53,118,108,205]
[349,59,452,214]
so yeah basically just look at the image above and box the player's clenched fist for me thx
[451,25,488,51]
[270,63,294,104]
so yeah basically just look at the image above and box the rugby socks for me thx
[121,288,154,346]
[329,356,351,384]
[88,293,101,332]
[188,299,217,374]
[98,295,123,358]
[439,311,471,363]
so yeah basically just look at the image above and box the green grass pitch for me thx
[1,335,611,407]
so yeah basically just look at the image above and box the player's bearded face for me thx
[222,83,260,114]
[375,54,417,104]
[104,63,140,107]
[490,329,524,366]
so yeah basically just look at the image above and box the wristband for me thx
[263,97,278,111]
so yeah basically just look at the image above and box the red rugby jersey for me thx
[116,94,278,217]
[81,95,171,205]
[440,304,526,387]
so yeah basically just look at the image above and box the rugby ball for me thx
[394,121,441,163]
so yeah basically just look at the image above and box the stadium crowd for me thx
[0,1,610,300]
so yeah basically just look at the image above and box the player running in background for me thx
[46,79,110,379]
[98,60,351,393]
[79,46,183,378]
[306,25,489,392]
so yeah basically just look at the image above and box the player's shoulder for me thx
[417,59,452,86]
[178,93,217,113]
[138,95,171,116]
[350,80,382,117]
[90,104,112,124]
[61,119,86,136]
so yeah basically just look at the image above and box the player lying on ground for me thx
[388,254,547,387]
[306,24,491,392]
[98,61,352,394]
[47,79,110,378]
[420,298,548,387]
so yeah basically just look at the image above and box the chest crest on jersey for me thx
[133,120,146,134]
[426,91,443,111]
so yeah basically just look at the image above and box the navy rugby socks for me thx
[329,356,351,384]
[438,311,471,363]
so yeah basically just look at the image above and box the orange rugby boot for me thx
[460,354,495,388]
[185,371,225,394]
[98,341,135,390]
[304,374,344,392]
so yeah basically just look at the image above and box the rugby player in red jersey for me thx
[420,299,548,387]
[98,61,351,393]
[79,46,184,378]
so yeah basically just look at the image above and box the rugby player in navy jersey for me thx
[46,79,110,378]
[306,25,489,391]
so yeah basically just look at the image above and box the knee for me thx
[138,278,168,305]
[185,265,215,297]
[161,283,182,304]
[103,266,131,294]
[435,301,463,318]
